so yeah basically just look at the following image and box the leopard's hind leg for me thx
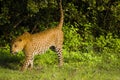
[55,45,63,66]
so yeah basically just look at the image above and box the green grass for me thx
[0,63,120,80]
[0,49,120,80]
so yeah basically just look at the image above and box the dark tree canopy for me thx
[0,0,120,47]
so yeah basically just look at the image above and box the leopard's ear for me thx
[23,32,31,37]
[23,32,30,35]
[23,32,31,40]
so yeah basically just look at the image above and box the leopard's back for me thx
[25,28,63,55]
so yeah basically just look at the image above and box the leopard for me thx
[11,0,64,71]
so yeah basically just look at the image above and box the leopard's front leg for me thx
[21,56,33,71]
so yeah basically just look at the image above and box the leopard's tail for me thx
[57,0,64,30]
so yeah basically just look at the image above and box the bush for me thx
[95,33,120,54]
[63,23,82,52]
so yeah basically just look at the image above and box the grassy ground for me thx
[0,49,120,80]
[0,63,120,80]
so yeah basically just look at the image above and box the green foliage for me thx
[0,45,23,69]
[95,33,120,53]
[63,23,82,51]
[34,50,57,66]
[0,6,10,25]
[27,0,39,13]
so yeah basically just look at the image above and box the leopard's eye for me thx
[19,39,22,42]
[14,44,17,48]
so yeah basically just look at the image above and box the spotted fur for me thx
[11,0,64,71]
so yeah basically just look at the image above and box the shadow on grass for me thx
[0,49,24,70]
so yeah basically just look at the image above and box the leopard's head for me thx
[11,32,31,54]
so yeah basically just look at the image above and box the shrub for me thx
[63,23,82,52]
